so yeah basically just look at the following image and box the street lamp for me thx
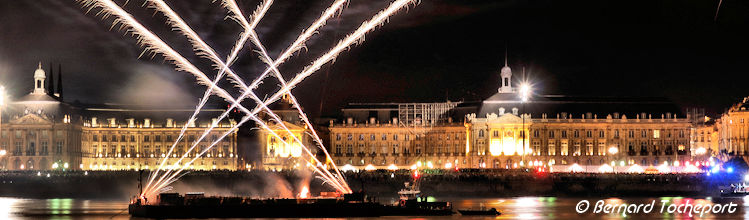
[608,146,619,155]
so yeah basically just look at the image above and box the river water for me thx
[1,196,747,219]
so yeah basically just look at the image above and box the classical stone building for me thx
[80,108,238,171]
[718,97,749,159]
[0,63,238,171]
[0,63,81,170]
[329,60,698,171]
[256,95,316,171]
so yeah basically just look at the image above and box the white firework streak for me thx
[74,0,278,193]
[140,0,272,195]
[78,0,417,196]
[145,0,350,193]
[146,0,354,195]
[150,0,417,193]
[149,114,348,195]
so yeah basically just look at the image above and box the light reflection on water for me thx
[0,196,746,219]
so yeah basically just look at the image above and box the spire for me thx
[57,64,63,100]
[48,62,55,96]
[504,47,508,67]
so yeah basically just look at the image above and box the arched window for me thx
[36,80,41,88]
[503,78,508,87]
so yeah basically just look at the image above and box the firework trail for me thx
[146,0,351,193]
[78,0,417,197]
[140,0,271,195]
[189,0,414,190]
[146,0,354,195]
[153,0,416,193]
[74,0,277,196]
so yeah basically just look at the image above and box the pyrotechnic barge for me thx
[128,192,453,218]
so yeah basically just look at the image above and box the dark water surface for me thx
[2,196,747,219]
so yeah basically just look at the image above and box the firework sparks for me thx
[77,0,417,199]
[143,0,353,196]
[139,0,271,195]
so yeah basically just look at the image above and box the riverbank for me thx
[0,170,734,199]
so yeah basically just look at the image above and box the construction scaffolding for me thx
[397,102,460,128]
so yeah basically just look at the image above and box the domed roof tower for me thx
[33,62,47,94]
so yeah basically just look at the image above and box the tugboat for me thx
[381,171,454,216]
[720,182,749,198]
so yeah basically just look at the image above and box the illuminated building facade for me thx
[81,112,238,171]
[0,63,239,171]
[257,95,316,171]
[0,63,81,170]
[329,61,696,170]
[718,97,749,159]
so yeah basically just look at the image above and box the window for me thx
[574,130,579,138]
[27,142,36,156]
[586,130,592,138]
[169,135,175,142]
[493,130,499,137]
[40,142,48,156]
[562,131,567,138]
[549,131,555,138]
[336,134,341,141]
[533,130,539,138]
[188,135,195,142]
[130,135,135,142]
[641,130,647,138]
[359,134,365,141]
[370,134,375,140]
[614,130,619,138]
[381,134,387,141]
[599,130,605,138]
[653,130,660,139]
[102,135,108,142]
[121,135,126,142]
[14,142,21,156]
[346,144,353,154]
[155,135,162,142]
[394,134,399,141]
[628,130,634,138]
[335,144,341,154]
[144,135,150,142]
[347,134,352,141]
[478,130,484,138]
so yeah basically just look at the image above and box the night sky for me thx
[0,0,747,117]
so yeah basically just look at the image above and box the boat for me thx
[128,170,453,218]
[129,192,384,218]
[458,208,501,216]
[383,181,454,216]
[720,182,749,198]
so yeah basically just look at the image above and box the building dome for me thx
[34,63,46,79]
[500,65,512,77]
